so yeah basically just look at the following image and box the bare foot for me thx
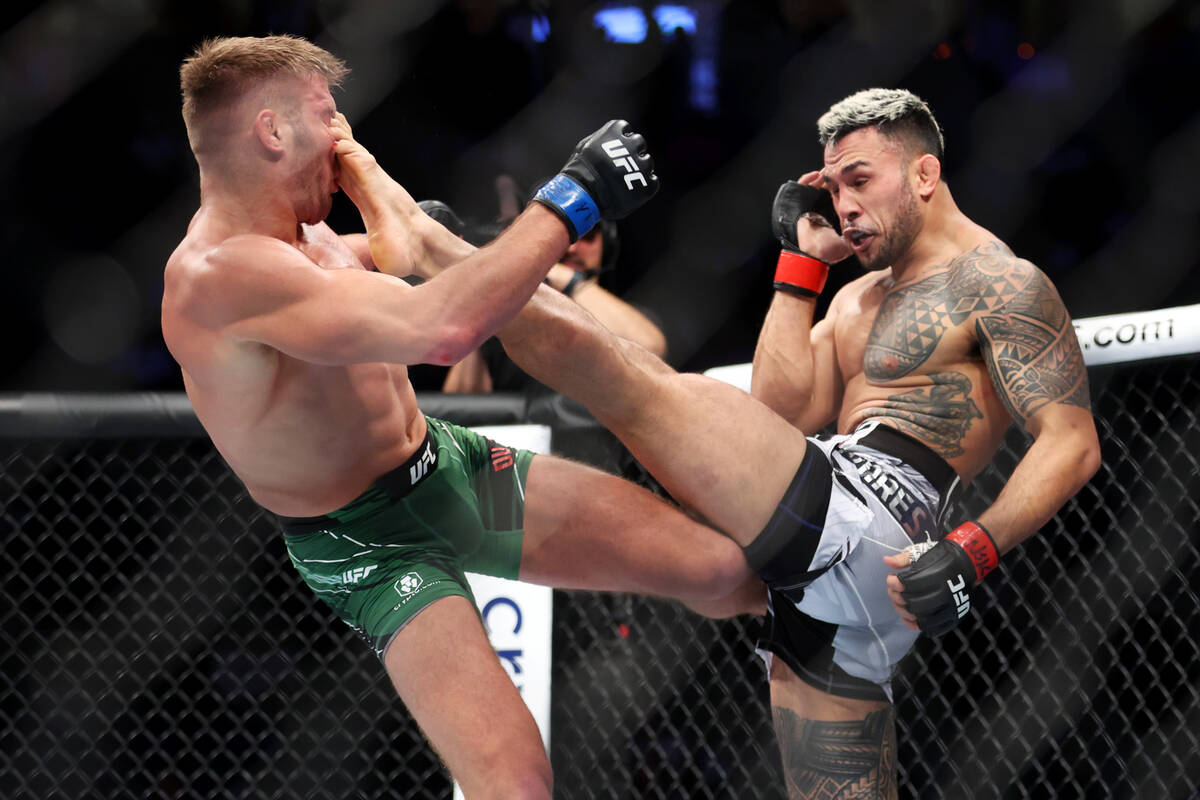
[331,113,423,275]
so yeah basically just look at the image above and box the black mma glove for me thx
[533,120,658,242]
[771,180,835,297]
[772,179,839,247]
[897,521,1000,636]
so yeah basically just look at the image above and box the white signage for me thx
[702,304,1200,390]
[1072,304,1200,366]
[454,425,553,800]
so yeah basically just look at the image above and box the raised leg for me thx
[500,286,811,547]
[518,454,766,615]
[383,595,553,800]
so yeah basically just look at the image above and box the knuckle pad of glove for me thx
[920,612,959,637]
[567,120,657,219]
[905,587,952,619]
[898,544,973,635]
[772,181,838,248]
[771,181,807,249]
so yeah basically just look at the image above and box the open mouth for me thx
[845,228,873,250]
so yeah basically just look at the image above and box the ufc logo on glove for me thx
[898,521,998,635]
[532,119,659,241]
[946,574,971,618]
[601,140,649,189]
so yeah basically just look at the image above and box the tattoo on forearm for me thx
[773,705,897,800]
[976,270,1092,423]
[863,372,983,458]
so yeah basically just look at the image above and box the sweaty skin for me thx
[745,125,1099,798]
[754,128,1092,486]
[162,77,563,517]
[165,214,428,517]
[166,46,758,799]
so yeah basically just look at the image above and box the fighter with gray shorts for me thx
[745,420,961,702]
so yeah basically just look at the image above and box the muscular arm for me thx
[191,208,566,367]
[751,180,851,433]
[752,292,842,434]
[974,266,1101,551]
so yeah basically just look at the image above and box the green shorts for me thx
[277,416,535,659]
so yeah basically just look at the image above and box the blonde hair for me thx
[180,34,348,143]
[817,88,945,161]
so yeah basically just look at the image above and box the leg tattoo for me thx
[773,705,897,800]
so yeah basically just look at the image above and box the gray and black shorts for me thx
[747,420,960,701]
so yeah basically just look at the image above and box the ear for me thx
[913,154,941,200]
[253,109,286,157]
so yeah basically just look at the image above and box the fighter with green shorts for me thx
[277,416,534,659]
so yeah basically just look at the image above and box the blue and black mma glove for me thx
[770,180,836,298]
[533,119,658,242]
[898,521,1000,636]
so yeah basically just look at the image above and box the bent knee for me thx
[685,538,760,608]
[710,547,756,598]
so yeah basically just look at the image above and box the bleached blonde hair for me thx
[817,88,945,161]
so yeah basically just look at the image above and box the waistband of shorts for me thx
[275,423,437,535]
[853,423,959,500]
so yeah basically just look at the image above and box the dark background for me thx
[2,0,1199,393]
[3,5,1200,798]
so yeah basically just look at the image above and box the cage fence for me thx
[3,345,1199,799]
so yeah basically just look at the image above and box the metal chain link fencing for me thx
[3,356,1198,799]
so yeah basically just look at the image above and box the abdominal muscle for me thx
[186,356,425,517]
[836,367,1012,484]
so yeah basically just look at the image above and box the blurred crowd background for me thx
[2,0,1199,394]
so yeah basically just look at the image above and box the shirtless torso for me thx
[161,85,568,519]
[489,97,1100,800]
[163,215,424,517]
[757,156,1088,495]
[827,238,1052,483]
[166,38,763,800]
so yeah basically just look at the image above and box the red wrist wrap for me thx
[945,521,999,582]
[773,250,829,297]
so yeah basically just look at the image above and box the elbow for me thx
[1079,434,1102,485]
[1073,414,1103,485]
[1055,424,1102,493]
[423,320,486,366]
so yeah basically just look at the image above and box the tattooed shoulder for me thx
[974,259,1092,423]
[864,241,1028,382]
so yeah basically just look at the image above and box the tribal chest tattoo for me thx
[862,241,1090,454]
[865,242,1023,380]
